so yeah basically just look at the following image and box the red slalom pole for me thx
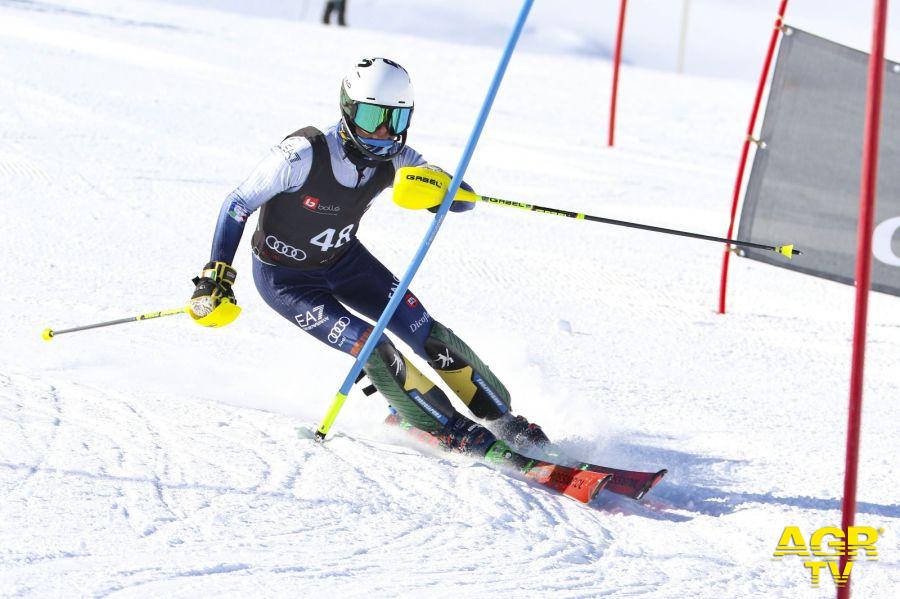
[838,2,889,598]
[717,0,789,314]
[608,0,627,147]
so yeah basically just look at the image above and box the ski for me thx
[483,442,610,504]
[385,413,665,500]
[575,462,666,500]
[384,414,609,503]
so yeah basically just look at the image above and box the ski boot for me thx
[433,414,499,456]
[493,413,550,449]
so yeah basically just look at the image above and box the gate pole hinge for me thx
[747,135,767,149]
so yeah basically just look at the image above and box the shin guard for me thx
[424,321,511,420]
[364,342,455,433]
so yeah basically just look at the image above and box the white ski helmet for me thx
[339,57,414,162]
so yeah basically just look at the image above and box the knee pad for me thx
[424,321,510,420]
[364,341,455,433]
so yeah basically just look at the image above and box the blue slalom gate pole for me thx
[315,0,536,440]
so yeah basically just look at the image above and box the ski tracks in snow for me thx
[0,371,292,595]
[0,373,62,504]
[0,372,631,596]
[5,370,883,597]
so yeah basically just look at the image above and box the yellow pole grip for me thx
[392,166,479,210]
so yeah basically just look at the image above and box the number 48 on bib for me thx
[311,224,355,252]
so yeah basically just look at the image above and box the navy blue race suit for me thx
[209,124,517,451]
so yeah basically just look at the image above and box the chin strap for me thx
[339,119,405,164]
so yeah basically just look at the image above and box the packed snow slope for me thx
[1,1,899,597]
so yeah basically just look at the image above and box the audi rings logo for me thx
[328,317,351,344]
[266,235,307,262]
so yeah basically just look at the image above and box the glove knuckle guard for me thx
[188,261,241,327]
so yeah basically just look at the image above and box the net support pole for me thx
[838,2,889,598]
[677,0,691,74]
[717,0,789,314]
[608,0,627,147]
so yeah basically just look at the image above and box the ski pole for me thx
[479,196,800,258]
[42,307,187,341]
[394,166,802,259]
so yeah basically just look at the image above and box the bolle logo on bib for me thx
[303,195,341,215]
[266,235,306,262]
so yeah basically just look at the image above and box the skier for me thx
[188,57,549,457]
[321,0,347,27]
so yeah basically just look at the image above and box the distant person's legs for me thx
[322,1,335,24]
[336,0,347,26]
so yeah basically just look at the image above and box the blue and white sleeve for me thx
[210,137,312,264]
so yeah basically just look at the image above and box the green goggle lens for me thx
[352,103,412,135]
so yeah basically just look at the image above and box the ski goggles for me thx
[348,101,412,136]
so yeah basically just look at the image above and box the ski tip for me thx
[590,473,613,501]
[633,469,668,501]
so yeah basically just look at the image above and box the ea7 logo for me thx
[388,276,399,300]
[773,525,881,588]
[295,305,329,330]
